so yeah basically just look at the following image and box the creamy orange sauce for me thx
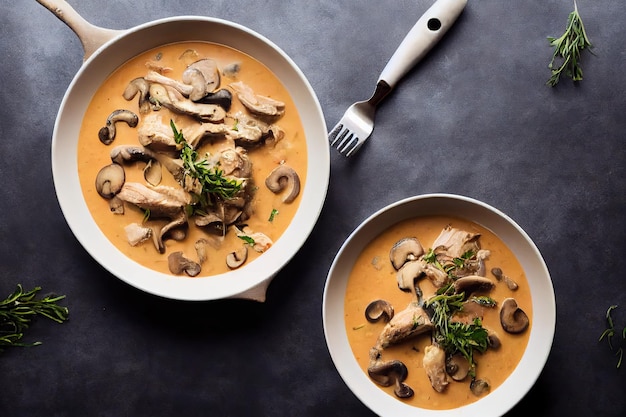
[344,216,532,409]
[78,42,307,276]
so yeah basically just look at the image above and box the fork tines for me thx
[328,124,361,157]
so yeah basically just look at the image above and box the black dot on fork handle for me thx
[427,18,442,31]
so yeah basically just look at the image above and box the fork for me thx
[328,0,467,157]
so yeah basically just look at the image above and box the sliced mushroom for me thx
[111,143,184,181]
[396,260,424,292]
[98,109,139,145]
[491,267,518,290]
[196,88,232,110]
[265,165,300,203]
[500,298,529,334]
[168,251,201,277]
[487,331,501,349]
[183,58,220,101]
[365,300,394,323]
[396,260,448,293]
[195,211,227,236]
[109,196,124,214]
[95,163,125,199]
[145,70,194,97]
[123,77,151,114]
[222,62,241,78]
[446,353,470,381]
[470,378,490,396]
[389,237,424,270]
[367,360,414,399]
[143,159,162,186]
[453,275,495,297]
[226,245,248,269]
[148,84,226,123]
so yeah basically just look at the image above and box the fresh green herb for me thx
[422,248,441,269]
[268,208,279,222]
[238,235,256,245]
[547,1,592,86]
[170,120,242,205]
[142,208,151,223]
[599,305,625,368]
[423,248,476,279]
[0,284,69,352]
[426,289,489,377]
[470,296,497,307]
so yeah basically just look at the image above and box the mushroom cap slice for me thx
[226,245,248,269]
[499,298,529,334]
[470,378,490,397]
[389,237,424,270]
[446,353,470,381]
[95,163,125,199]
[143,159,162,186]
[183,58,220,101]
[168,251,201,277]
[265,164,301,203]
[196,88,233,111]
[454,275,495,297]
[368,359,415,398]
[365,300,394,323]
[123,77,151,114]
[98,109,139,145]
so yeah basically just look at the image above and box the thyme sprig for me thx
[0,284,69,352]
[170,120,242,205]
[599,305,625,368]
[547,1,592,86]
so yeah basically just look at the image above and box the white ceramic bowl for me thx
[49,16,329,301]
[322,194,555,416]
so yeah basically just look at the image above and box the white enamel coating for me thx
[38,1,330,301]
[379,0,467,88]
[322,194,556,416]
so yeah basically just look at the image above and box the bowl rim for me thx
[322,193,555,416]
[50,16,330,301]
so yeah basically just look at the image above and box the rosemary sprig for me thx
[547,1,592,86]
[170,120,243,205]
[0,284,69,352]
[599,305,625,368]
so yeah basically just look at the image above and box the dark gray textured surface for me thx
[1,0,625,416]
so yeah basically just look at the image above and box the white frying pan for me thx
[36,0,330,301]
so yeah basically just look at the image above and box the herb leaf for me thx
[0,284,69,352]
[600,304,625,368]
[547,1,592,86]
[268,208,279,222]
[170,120,243,205]
[426,289,490,378]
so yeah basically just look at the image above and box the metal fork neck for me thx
[368,80,393,107]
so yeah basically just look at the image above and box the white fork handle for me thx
[378,0,467,88]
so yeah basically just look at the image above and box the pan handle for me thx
[36,0,125,61]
